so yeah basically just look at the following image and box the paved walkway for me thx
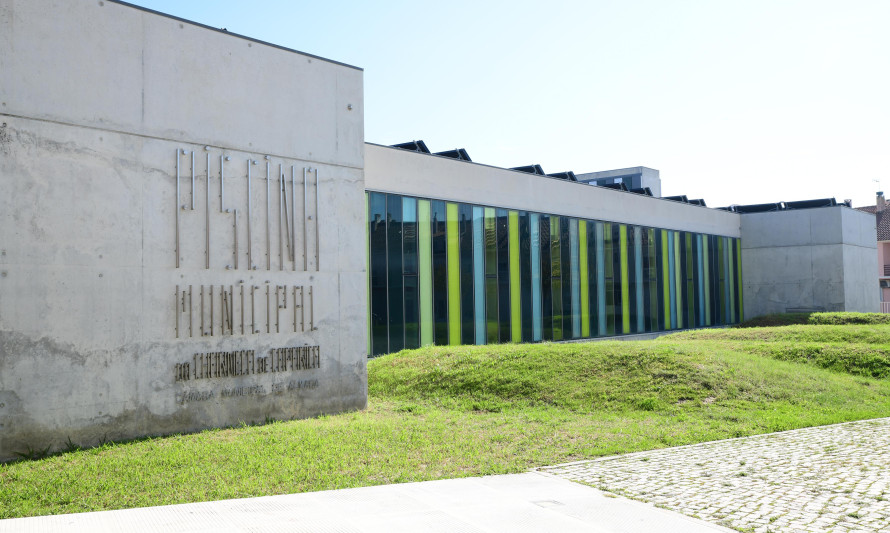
[543,418,890,533]
[0,472,729,532]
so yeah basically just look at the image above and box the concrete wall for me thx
[366,145,738,237]
[740,207,878,318]
[0,0,367,461]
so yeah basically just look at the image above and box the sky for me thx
[131,0,890,208]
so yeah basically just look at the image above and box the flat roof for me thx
[109,0,363,72]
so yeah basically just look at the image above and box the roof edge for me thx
[108,0,363,72]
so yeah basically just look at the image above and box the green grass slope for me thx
[738,312,890,328]
[3,323,890,518]
[664,324,890,378]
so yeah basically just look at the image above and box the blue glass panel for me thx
[595,222,606,336]
[540,215,552,340]
[473,206,485,344]
[459,203,475,345]
[386,194,404,352]
[530,213,542,341]
[570,219,581,339]
[497,209,511,343]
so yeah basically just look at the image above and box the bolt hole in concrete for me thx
[533,500,565,508]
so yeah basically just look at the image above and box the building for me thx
[364,145,741,356]
[0,0,879,459]
[364,144,878,356]
[576,166,662,198]
[855,192,890,311]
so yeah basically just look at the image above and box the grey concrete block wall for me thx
[0,0,367,461]
[740,207,878,318]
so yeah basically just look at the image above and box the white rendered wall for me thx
[365,144,739,237]
[0,0,367,460]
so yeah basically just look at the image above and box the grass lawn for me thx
[2,317,890,518]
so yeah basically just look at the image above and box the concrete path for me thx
[544,417,890,533]
[0,472,730,532]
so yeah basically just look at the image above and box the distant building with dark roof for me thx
[855,192,890,309]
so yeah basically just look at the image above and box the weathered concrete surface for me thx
[0,0,366,461]
[0,0,363,168]
[740,207,878,318]
[0,472,733,533]
[365,144,740,238]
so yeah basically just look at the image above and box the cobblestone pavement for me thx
[542,418,890,533]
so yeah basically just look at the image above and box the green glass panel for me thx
[674,231,683,329]
[446,203,461,345]
[509,210,521,342]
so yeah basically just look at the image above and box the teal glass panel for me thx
[569,219,581,339]
[484,207,499,343]
[668,230,677,329]
[595,221,606,336]
[402,197,419,349]
[530,213,542,341]
[473,206,485,344]
[386,194,404,352]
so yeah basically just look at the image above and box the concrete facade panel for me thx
[0,0,145,132]
[0,0,364,169]
[841,207,879,249]
[741,207,878,318]
[843,244,880,312]
[740,209,845,248]
[0,0,366,461]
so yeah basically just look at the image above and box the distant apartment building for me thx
[856,192,890,311]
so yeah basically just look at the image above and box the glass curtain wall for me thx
[367,191,743,356]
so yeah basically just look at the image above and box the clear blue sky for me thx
[131,0,889,208]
